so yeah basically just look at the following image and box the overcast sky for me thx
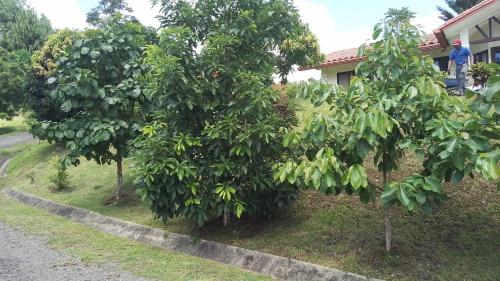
[26,0,448,81]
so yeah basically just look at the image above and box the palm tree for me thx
[437,0,484,21]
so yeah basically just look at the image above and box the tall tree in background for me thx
[0,0,52,119]
[0,0,52,52]
[86,0,136,26]
[437,0,484,21]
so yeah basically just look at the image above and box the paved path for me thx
[0,133,34,148]
[0,222,151,281]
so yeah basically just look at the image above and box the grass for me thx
[0,193,272,281]
[2,101,500,281]
[0,116,29,135]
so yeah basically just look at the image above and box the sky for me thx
[26,0,449,81]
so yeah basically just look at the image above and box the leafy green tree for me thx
[0,48,30,119]
[275,8,498,252]
[437,0,484,21]
[0,0,52,52]
[31,19,149,201]
[133,0,323,226]
[0,0,52,119]
[86,0,136,27]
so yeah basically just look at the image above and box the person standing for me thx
[447,39,473,95]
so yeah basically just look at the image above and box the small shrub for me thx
[26,171,36,184]
[469,62,496,88]
[48,156,71,192]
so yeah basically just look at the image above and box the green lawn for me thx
[2,101,499,281]
[0,116,29,135]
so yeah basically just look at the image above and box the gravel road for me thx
[0,133,34,148]
[0,222,151,281]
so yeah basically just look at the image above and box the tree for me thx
[86,0,136,27]
[437,0,484,21]
[0,0,52,119]
[0,48,30,119]
[133,0,323,226]
[27,29,79,122]
[275,8,499,252]
[31,18,150,201]
[0,0,52,52]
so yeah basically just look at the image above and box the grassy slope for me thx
[3,102,500,281]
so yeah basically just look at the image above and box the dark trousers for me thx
[456,64,468,95]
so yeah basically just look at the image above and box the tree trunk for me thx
[383,168,392,253]
[116,156,123,202]
[223,210,229,226]
[384,208,392,252]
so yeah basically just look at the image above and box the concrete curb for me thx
[3,188,382,281]
[0,158,11,177]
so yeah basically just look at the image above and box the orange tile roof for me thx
[304,34,442,70]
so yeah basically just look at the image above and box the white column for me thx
[460,28,470,48]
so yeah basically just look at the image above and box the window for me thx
[474,50,488,63]
[433,56,449,71]
[337,71,355,88]
[491,47,500,64]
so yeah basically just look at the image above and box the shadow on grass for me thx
[0,126,17,135]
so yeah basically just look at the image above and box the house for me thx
[304,0,500,88]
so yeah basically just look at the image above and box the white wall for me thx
[320,62,359,84]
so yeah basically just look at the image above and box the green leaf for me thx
[451,170,464,184]
[64,130,75,138]
[397,186,411,207]
[416,190,427,204]
[61,100,72,112]
[349,164,368,190]
[81,47,90,55]
[55,131,64,140]
[90,50,100,59]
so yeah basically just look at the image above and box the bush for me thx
[48,156,71,192]
[133,0,323,226]
[469,62,496,88]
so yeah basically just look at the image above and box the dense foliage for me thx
[0,0,52,119]
[274,8,499,251]
[133,0,323,226]
[86,0,136,27]
[469,62,498,88]
[31,18,150,200]
[0,48,30,119]
[27,29,79,122]
[0,0,52,52]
